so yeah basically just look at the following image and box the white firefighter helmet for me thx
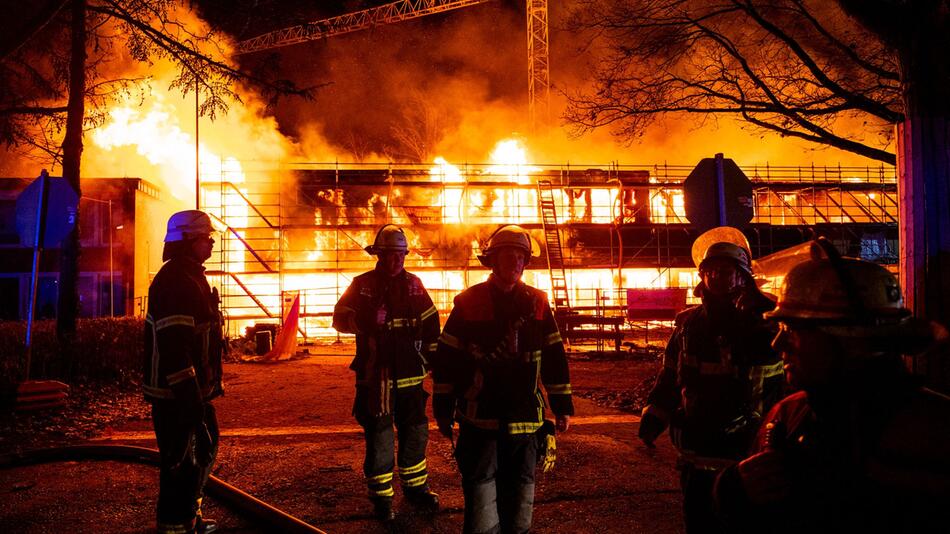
[478,224,534,267]
[765,245,908,325]
[365,224,409,255]
[691,226,753,275]
[164,210,215,243]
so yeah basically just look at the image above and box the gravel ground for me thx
[0,345,682,534]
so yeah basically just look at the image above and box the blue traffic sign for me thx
[15,172,79,248]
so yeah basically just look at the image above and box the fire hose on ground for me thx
[0,444,327,534]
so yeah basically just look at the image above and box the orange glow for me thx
[73,10,894,341]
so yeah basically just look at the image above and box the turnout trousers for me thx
[455,424,538,534]
[152,401,219,533]
[680,462,725,534]
[356,385,431,501]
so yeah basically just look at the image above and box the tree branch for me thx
[735,0,901,123]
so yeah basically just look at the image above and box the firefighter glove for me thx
[536,419,557,473]
[638,412,665,447]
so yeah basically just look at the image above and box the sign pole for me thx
[24,170,52,381]
[715,153,727,226]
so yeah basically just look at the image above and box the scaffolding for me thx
[199,161,898,341]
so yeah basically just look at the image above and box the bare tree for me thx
[837,1,950,385]
[565,0,901,164]
[0,0,309,348]
[568,0,950,389]
[389,91,446,163]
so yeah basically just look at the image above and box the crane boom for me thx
[234,0,494,55]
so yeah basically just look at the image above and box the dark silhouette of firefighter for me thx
[713,240,950,533]
[432,224,574,534]
[638,227,784,534]
[332,224,441,522]
[144,210,224,534]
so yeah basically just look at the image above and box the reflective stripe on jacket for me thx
[432,278,574,434]
[643,294,783,457]
[143,257,223,402]
[333,268,441,389]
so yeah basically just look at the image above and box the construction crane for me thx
[234,0,550,128]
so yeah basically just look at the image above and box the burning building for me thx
[0,3,901,349]
[196,152,898,344]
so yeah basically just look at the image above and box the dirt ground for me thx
[0,345,684,534]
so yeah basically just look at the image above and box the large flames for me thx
[79,9,891,341]
[89,89,689,339]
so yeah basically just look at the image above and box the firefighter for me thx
[144,210,224,534]
[432,224,574,534]
[638,227,784,534]
[713,241,950,533]
[332,224,441,521]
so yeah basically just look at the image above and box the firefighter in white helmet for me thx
[431,224,574,534]
[144,210,224,534]
[332,224,441,521]
[639,227,784,534]
[714,239,950,533]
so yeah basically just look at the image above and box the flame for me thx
[72,8,892,341]
[488,138,539,185]
[430,157,463,183]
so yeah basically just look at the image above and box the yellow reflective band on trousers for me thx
[427,342,439,353]
[366,468,395,497]
[402,473,428,487]
[400,459,427,475]
[544,331,563,346]
[545,383,572,395]
[367,472,393,484]
[369,486,395,497]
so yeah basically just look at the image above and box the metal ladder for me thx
[537,180,570,313]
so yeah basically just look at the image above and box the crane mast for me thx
[527,0,550,129]
[234,0,550,130]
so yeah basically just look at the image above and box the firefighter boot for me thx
[194,497,218,533]
[194,517,218,534]
[372,497,395,522]
[405,485,440,511]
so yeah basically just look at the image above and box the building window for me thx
[0,200,19,245]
